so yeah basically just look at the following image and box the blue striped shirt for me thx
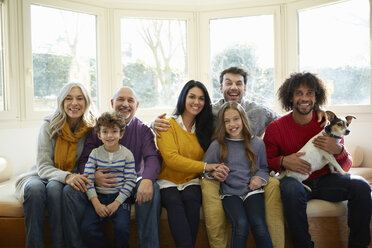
[84,145,137,204]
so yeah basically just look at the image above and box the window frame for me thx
[286,0,372,114]
[22,0,109,121]
[0,0,371,127]
[112,9,196,120]
[0,0,18,121]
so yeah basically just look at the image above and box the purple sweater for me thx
[78,116,161,182]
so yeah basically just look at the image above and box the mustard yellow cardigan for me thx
[156,117,205,184]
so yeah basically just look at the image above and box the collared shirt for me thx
[172,114,196,133]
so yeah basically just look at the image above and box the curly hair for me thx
[278,72,327,111]
[95,111,126,134]
[219,67,248,86]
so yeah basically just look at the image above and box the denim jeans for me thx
[81,193,131,248]
[62,180,161,248]
[280,174,371,248]
[23,178,65,248]
[134,181,161,248]
[222,194,273,248]
[160,185,202,248]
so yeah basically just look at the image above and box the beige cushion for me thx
[349,167,372,181]
[347,144,363,167]
[307,199,347,218]
[0,178,349,221]
[0,157,13,183]
[0,178,23,217]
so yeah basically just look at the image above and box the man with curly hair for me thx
[263,72,371,248]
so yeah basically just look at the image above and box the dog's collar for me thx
[325,129,342,139]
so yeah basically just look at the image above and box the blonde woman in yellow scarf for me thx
[15,82,96,248]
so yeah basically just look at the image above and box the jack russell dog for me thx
[276,110,356,191]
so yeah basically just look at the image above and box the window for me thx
[120,18,188,108]
[30,4,98,111]
[210,15,275,106]
[298,0,370,105]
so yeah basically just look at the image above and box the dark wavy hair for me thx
[95,111,126,134]
[278,72,327,112]
[219,67,248,85]
[174,80,213,151]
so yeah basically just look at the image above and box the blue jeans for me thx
[62,180,161,248]
[160,185,202,248]
[81,193,131,248]
[222,194,273,248]
[280,174,371,248]
[23,178,65,248]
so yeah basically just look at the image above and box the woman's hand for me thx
[65,174,92,192]
[248,176,263,190]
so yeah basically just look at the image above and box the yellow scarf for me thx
[54,121,91,172]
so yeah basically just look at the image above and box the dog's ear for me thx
[326,111,336,122]
[345,115,356,125]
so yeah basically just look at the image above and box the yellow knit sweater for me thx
[156,117,205,184]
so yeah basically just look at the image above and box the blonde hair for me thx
[47,82,96,139]
[213,101,257,173]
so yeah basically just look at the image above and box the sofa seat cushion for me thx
[0,178,347,220]
[307,199,347,218]
[0,178,23,217]
[349,167,372,183]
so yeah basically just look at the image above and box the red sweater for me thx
[263,111,352,181]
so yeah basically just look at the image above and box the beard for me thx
[118,107,132,119]
[294,102,315,115]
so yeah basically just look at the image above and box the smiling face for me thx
[224,108,243,139]
[63,86,86,127]
[97,125,124,152]
[220,73,246,103]
[111,87,139,123]
[292,84,316,116]
[184,86,205,117]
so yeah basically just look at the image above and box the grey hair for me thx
[47,82,97,139]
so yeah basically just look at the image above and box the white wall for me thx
[0,124,40,177]
[343,113,372,168]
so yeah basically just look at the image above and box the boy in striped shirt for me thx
[81,111,137,248]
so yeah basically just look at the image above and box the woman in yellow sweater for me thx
[156,80,223,248]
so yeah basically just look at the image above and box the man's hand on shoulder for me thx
[95,169,118,188]
[282,153,312,175]
[151,113,170,137]
[136,179,153,205]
